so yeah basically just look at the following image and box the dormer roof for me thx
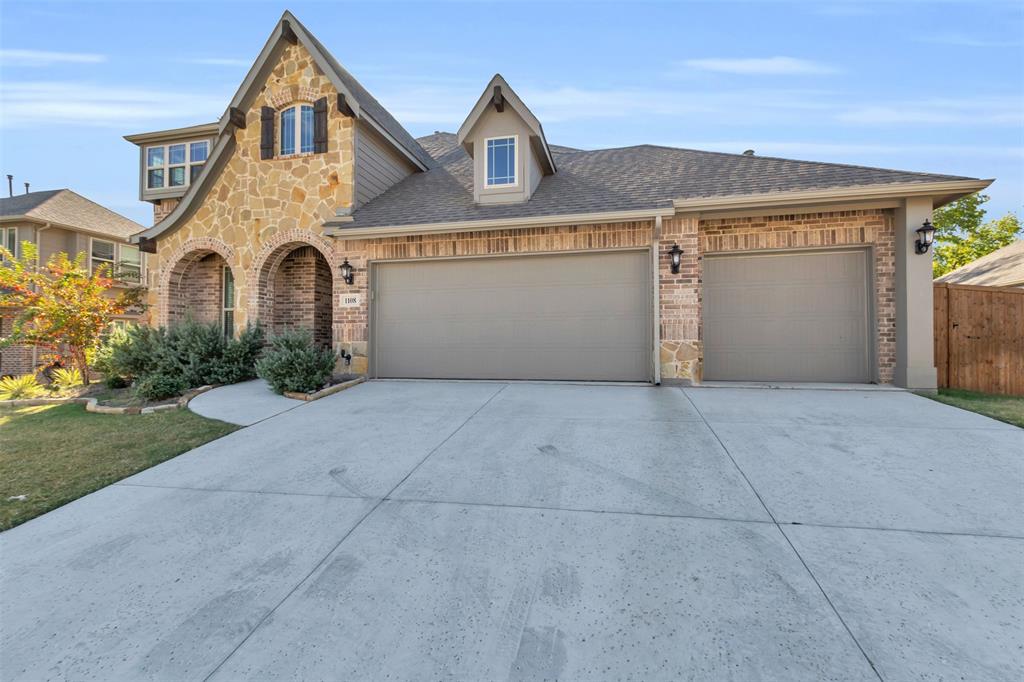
[456,74,556,175]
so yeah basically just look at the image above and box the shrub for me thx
[134,372,188,401]
[108,324,166,381]
[92,325,133,387]
[0,374,46,400]
[218,324,266,384]
[256,329,336,395]
[50,367,83,392]
[164,321,227,387]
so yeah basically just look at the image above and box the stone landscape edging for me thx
[0,385,218,415]
[284,376,365,401]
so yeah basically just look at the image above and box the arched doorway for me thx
[162,245,237,336]
[254,242,334,348]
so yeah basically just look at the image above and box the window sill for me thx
[277,151,318,160]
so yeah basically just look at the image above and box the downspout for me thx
[652,215,662,385]
[31,222,52,370]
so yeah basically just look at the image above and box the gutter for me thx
[672,179,993,213]
[324,206,676,239]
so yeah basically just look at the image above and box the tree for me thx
[0,241,145,384]
[932,193,1022,277]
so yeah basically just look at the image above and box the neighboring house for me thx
[0,189,146,376]
[935,240,1024,288]
[129,11,992,389]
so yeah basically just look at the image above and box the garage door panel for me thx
[703,250,870,383]
[373,252,651,381]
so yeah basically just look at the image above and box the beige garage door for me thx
[372,251,651,381]
[703,249,871,382]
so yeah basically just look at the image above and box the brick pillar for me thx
[658,215,701,384]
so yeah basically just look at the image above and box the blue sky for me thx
[0,0,1021,226]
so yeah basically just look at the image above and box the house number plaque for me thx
[340,294,362,308]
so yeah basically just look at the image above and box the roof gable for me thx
[456,75,555,175]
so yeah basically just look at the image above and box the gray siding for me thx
[355,122,416,207]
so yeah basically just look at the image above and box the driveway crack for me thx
[200,382,509,681]
[680,387,885,682]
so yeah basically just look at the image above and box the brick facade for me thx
[272,246,333,348]
[0,315,38,376]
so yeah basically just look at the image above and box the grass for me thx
[920,388,1024,429]
[0,404,238,531]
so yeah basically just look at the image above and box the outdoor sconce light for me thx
[915,219,936,255]
[668,243,683,274]
[340,258,354,285]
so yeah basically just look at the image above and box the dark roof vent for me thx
[742,149,755,156]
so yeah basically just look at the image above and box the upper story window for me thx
[280,104,315,156]
[90,238,143,282]
[485,136,517,186]
[146,140,209,189]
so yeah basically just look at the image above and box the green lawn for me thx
[920,388,1024,429]
[0,404,238,531]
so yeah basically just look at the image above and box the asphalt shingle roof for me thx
[935,239,1024,287]
[0,189,143,240]
[341,132,977,229]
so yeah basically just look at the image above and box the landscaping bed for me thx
[0,403,237,531]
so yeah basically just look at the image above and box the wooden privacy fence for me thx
[934,282,1024,396]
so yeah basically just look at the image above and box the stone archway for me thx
[158,238,238,332]
[250,230,337,348]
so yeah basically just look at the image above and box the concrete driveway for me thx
[1,382,1021,681]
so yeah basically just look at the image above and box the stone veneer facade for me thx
[146,40,898,385]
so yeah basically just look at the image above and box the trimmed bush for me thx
[256,329,336,395]
[163,321,227,387]
[92,325,133,388]
[0,374,46,400]
[108,324,165,381]
[134,372,188,401]
[217,324,266,384]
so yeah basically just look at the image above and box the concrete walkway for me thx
[188,379,301,425]
[1,382,1021,680]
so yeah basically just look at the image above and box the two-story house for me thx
[0,189,146,376]
[129,11,991,388]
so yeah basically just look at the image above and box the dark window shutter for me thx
[313,97,328,153]
[260,106,275,160]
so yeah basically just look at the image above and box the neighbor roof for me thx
[936,240,1024,287]
[0,189,143,240]
[331,132,984,230]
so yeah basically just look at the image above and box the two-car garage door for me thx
[372,251,652,381]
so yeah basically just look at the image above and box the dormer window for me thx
[485,136,517,186]
[280,104,315,156]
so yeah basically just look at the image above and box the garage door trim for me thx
[368,247,656,381]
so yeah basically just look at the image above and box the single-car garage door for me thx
[703,249,871,383]
[372,251,651,381]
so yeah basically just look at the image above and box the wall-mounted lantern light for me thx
[915,219,936,255]
[668,243,683,274]
[340,258,354,285]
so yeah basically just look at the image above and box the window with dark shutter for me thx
[313,97,328,153]
[260,106,275,160]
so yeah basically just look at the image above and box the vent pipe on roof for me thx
[6,175,12,197]
[24,182,30,194]
[742,149,755,156]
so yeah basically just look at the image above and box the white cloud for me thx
[838,97,1024,125]
[0,49,106,66]
[678,57,838,75]
[0,81,226,128]
[914,33,1022,48]
[179,57,250,67]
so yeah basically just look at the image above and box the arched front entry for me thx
[159,239,238,335]
[251,235,336,348]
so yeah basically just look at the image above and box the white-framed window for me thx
[89,238,144,282]
[485,135,517,186]
[280,104,315,156]
[90,238,116,274]
[119,244,141,282]
[0,227,16,261]
[222,266,235,338]
[146,140,210,189]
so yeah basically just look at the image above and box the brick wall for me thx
[272,246,333,347]
[0,315,37,376]
[168,253,225,326]
[153,198,179,224]
[696,209,896,383]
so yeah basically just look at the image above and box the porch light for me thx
[915,220,936,255]
[668,243,684,274]
[340,258,354,285]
